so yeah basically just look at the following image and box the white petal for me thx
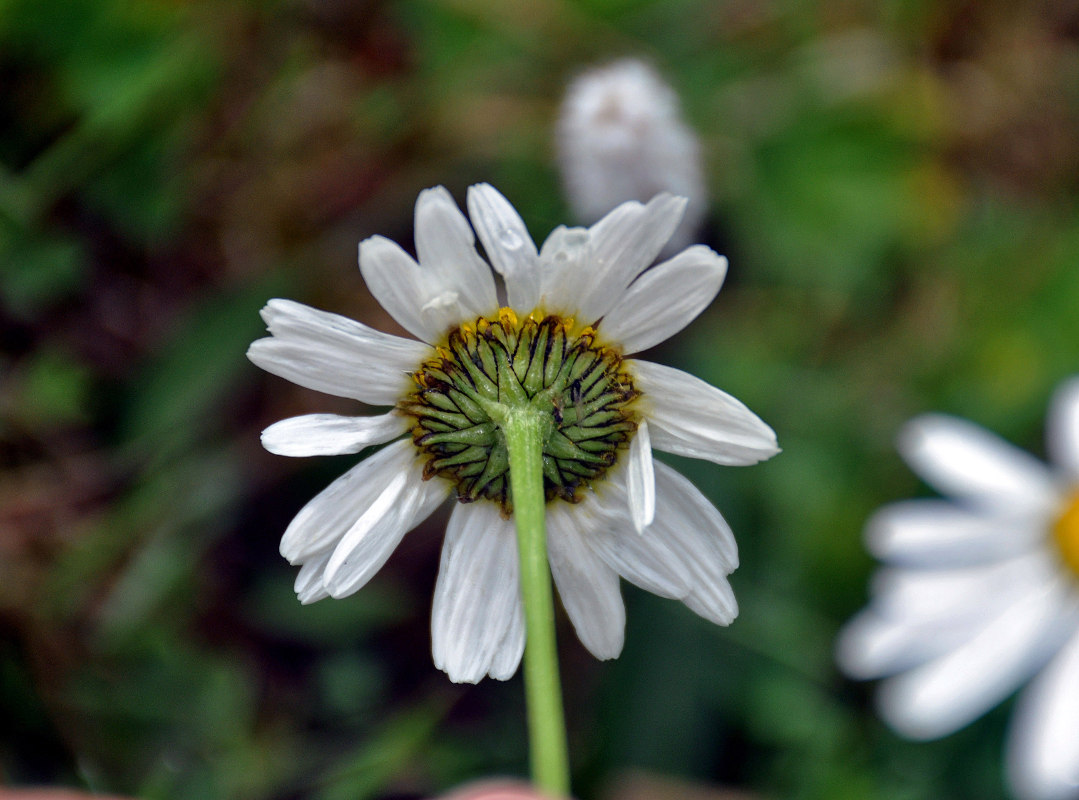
[248,299,427,404]
[898,414,1057,513]
[575,194,687,323]
[582,482,693,599]
[632,360,779,466]
[294,550,332,604]
[869,551,1054,627]
[261,412,408,456]
[626,421,655,533]
[547,502,625,659]
[1048,377,1079,483]
[358,236,461,344]
[648,461,739,624]
[838,552,1058,678]
[413,186,499,320]
[466,183,541,311]
[536,225,592,315]
[488,605,526,681]
[323,463,447,599]
[1007,627,1079,800]
[601,246,727,354]
[585,460,738,625]
[866,500,1047,567]
[836,607,981,679]
[431,503,524,683]
[877,577,1079,740]
[279,440,418,563]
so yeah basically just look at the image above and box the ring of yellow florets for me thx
[399,308,639,514]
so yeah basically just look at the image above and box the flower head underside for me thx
[248,183,779,683]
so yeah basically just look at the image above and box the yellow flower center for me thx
[1053,491,1079,577]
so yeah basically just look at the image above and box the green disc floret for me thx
[399,308,639,513]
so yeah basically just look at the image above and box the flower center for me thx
[400,309,639,513]
[1053,491,1079,578]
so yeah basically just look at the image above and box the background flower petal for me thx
[866,499,1047,567]
[876,580,1079,740]
[1007,627,1079,800]
[898,414,1057,512]
[1048,376,1079,484]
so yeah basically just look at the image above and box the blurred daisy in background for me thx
[837,378,1079,800]
[555,58,706,255]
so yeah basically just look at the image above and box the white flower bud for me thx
[556,59,707,254]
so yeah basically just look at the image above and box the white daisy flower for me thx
[248,184,778,684]
[837,379,1079,800]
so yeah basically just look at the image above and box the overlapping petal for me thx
[324,467,448,599]
[574,193,686,323]
[625,420,655,533]
[413,187,500,320]
[633,360,779,466]
[359,188,497,343]
[279,440,435,564]
[248,299,427,404]
[649,461,739,624]
[876,578,1079,740]
[432,503,525,684]
[583,461,738,625]
[466,183,541,311]
[547,502,625,660]
[536,225,592,315]
[601,245,727,354]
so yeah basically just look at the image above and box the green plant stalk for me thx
[500,406,570,798]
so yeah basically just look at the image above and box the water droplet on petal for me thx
[498,227,523,251]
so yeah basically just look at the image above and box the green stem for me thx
[500,406,570,798]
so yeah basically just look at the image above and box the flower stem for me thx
[500,406,570,798]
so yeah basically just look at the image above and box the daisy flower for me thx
[837,379,1079,800]
[556,58,706,255]
[248,184,778,684]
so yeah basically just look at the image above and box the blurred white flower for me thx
[838,378,1079,800]
[249,183,778,684]
[556,59,707,254]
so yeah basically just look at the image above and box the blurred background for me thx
[3,0,1079,798]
